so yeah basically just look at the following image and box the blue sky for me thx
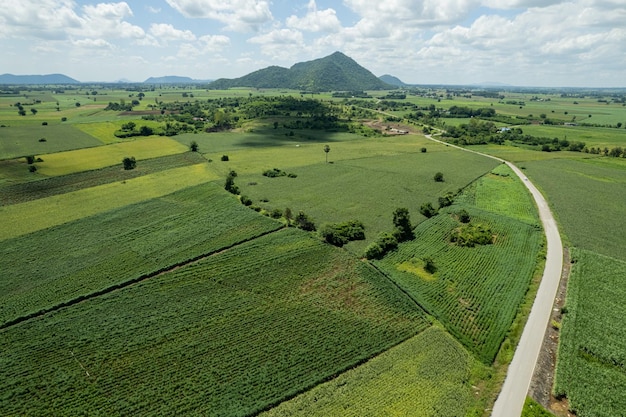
[0,0,625,87]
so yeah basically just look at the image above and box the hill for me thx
[143,76,211,84]
[0,73,80,84]
[210,52,392,91]
[379,74,407,87]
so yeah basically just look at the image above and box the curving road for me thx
[425,134,563,416]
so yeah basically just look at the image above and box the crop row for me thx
[376,205,542,363]
[0,228,427,416]
[260,327,479,417]
[554,249,626,417]
[0,182,281,327]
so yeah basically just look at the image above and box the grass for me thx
[260,327,482,417]
[0,124,102,159]
[554,249,626,417]
[34,136,188,176]
[523,157,626,261]
[0,228,427,417]
[0,163,218,241]
[0,181,280,327]
[375,165,543,363]
[236,144,499,254]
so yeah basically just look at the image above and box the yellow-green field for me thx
[74,120,167,144]
[0,163,217,240]
[34,136,188,176]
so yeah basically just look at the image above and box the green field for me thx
[554,249,626,417]
[261,327,483,417]
[375,165,543,363]
[0,182,280,326]
[0,228,427,416]
[0,163,219,240]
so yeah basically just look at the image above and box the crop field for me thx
[521,124,626,148]
[0,123,102,159]
[0,228,428,417]
[523,157,626,261]
[554,249,626,417]
[34,136,188,176]
[375,166,543,363]
[74,120,166,144]
[237,145,498,253]
[260,327,482,417]
[0,163,219,241]
[0,181,281,326]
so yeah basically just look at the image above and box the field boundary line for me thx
[0,226,284,331]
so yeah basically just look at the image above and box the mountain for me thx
[143,76,211,84]
[379,74,407,87]
[210,52,392,91]
[0,73,80,84]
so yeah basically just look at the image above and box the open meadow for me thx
[4,84,623,416]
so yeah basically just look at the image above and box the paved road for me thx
[425,135,563,416]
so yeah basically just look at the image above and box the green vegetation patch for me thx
[260,327,479,417]
[0,182,281,326]
[0,124,102,160]
[523,158,626,261]
[0,229,427,416]
[554,249,626,417]
[375,167,543,363]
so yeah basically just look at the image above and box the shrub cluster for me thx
[450,223,494,247]
[262,168,297,178]
[319,220,365,247]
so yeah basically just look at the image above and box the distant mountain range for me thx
[210,52,393,91]
[143,76,212,84]
[0,73,80,84]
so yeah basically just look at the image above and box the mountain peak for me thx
[211,52,392,91]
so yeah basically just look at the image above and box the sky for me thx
[0,0,625,87]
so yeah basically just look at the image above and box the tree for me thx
[423,257,437,274]
[457,209,471,223]
[323,145,330,163]
[434,172,444,182]
[122,156,136,170]
[30,108,38,115]
[420,202,438,218]
[393,208,414,241]
[295,211,316,231]
[284,207,293,227]
[139,125,153,136]
[190,141,199,152]
[273,121,279,129]
[224,170,239,195]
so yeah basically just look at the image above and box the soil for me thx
[528,247,576,416]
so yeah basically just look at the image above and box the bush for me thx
[392,208,414,242]
[38,138,46,142]
[263,168,286,178]
[25,155,35,164]
[221,155,229,161]
[457,209,471,223]
[42,122,48,126]
[434,172,444,182]
[240,195,252,206]
[450,223,493,247]
[190,141,199,152]
[364,232,398,259]
[122,156,136,170]
[61,117,67,122]
[28,165,37,173]
[438,192,454,209]
[294,211,316,231]
[421,147,427,153]
[319,220,365,247]
[423,257,437,274]
[420,202,438,218]
[269,208,283,219]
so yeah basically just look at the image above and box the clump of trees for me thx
[224,170,239,194]
[262,168,297,178]
[294,211,316,231]
[319,220,365,247]
[450,223,494,247]
[364,208,414,259]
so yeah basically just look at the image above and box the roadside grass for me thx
[554,249,626,417]
[0,228,427,417]
[0,163,218,241]
[34,136,188,176]
[237,146,498,254]
[261,327,483,417]
[0,124,102,159]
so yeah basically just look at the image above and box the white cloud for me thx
[78,2,145,39]
[149,23,196,42]
[165,0,273,31]
[72,38,114,49]
[0,0,82,40]
[286,0,341,33]
[248,28,305,60]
